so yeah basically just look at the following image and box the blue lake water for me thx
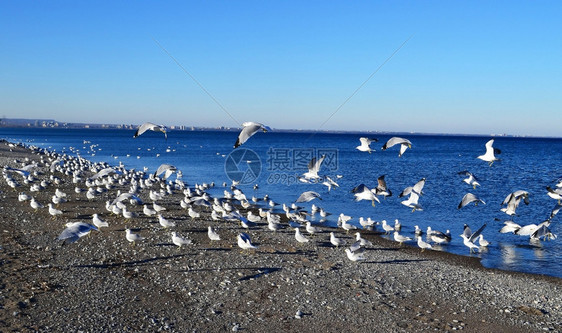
[2,127,561,278]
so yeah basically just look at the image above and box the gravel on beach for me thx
[0,140,560,332]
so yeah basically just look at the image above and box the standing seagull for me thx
[134,122,167,139]
[356,137,378,153]
[234,122,272,148]
[477,139,500,166]
[458,193,486,209]
[381,137,412,157]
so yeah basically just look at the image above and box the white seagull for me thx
[330,232,345,247]
[154,164,177,180]
[237,232,257,251]
[352,184,380,207]
[57,222,98,244]
[296,191,322,203]
[134,122,167,139]
[171,232,192,247]
[234,122,272,148]
[458,193,485,209]
[295,228,310,243]
[458,171,480,189]
[381,137,412,157]
[300,155,326,181]
[125,229,144,245]
[345,247,366,262]
[477,139,500,166]
[460,223,486,253]
[207,226,221,241]
[356,137,378,153]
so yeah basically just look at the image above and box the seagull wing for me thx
[382,137,411,150]
[469,223,487,242]
[234,122,271,148]
[134,122,158,138]
[296,191,321,203]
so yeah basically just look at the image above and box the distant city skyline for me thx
[1,2,561,137]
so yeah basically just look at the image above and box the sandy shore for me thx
[0,139,560,332]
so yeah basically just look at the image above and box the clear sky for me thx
[1,1,561,136]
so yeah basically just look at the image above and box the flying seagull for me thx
[300,155,326,181]
[154,164,178,180]
[134,122,167,139]
[460,223,487,253]
[234,122,272,148]
[351,184,380,207]
[356,137,378,153]
[457,171,480,189]
[381,137,412,157]
[458,193,486,209]
[374,175,392,198]
[296,191,322,203]
[477,139,500,166]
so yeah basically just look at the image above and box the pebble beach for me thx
[0,140,560,332]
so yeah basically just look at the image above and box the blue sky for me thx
[1,1,561,136]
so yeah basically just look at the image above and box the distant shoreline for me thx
[1,118,559,139]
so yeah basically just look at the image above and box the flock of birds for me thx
[1,121,560,264]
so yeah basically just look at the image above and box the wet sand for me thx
[0,140,560,332]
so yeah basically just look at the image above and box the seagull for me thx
[477,234,490,247]
[233,122,272,148]
[143,204,157,217]
[399,178,426,198]
[237,233,257,251]
[57,222,98,244]
[351,184,380,207]
[300,155,326,181]
[295,228,310,243]
[296,191,322,203]
[458,193,486,209]
[158,214,175,228]
[381,137,412,157]
[345,247,366,262]
[330,232,345,247]
[30,197,44,210]
[458,171,480,189]
[394,219,401,231]
[477,139,500,166]
[48,203,63,219]
[356,137,378,153]
[460,223,486,253]
[355,232,373,247]
[207,226,221,241]
[401,191,423,212]
[134,122,167,139]
[416,236,432,252]
[154,164,177,180]
[305,222,321,235]
[381,220,394,235]
[393,231,412,245]
[321,176,339,192]
[125,229,144,245]
[374,175,392,198]
[171,232,192,247]
[92,214,109,229]
[546,186,562,204]
[427,227,451,244]
[501,192,526,216]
